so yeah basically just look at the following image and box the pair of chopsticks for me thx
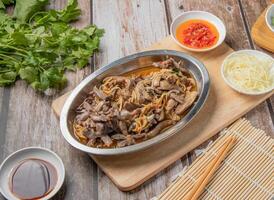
[183,136,237,200]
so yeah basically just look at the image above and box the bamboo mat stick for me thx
[182,136,237,200]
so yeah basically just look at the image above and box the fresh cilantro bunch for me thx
[0,0,104,92]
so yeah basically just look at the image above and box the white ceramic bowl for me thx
[0,147,65,200]
[221,50,274,95]
[265,4,274,32]
[170,11,226,52]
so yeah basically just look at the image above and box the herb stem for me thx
[28,11,48,23]
[0,44,28,54]
[0,53,19,61]
[0,69,12,73]
[0,50,27,57]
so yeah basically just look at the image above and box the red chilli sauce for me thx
[176,19,219,49]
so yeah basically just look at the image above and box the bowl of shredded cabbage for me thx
[221,50,274,95]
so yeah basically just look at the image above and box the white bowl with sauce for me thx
[170,11,226,52]
[0,147,65,200]
[221,50,274,95]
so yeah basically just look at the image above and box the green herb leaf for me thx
[11,32,29,46]
[0,71,17,86]
[58,0,81,22]
[13,0,49,23]
[2,0,14,5]
[0,0,14,9]
[0,1,5,10]
[19,66,39,83]
[43,67,67,87]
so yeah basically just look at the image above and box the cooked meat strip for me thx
[170,58,190,75]
[170,93,185,104]
[152,58,173,68]
[82,101,93,112]
[155,109,165,121]
[175,91,198,115]
[166,99,178,111]
[82,118,96,128]
[111,134,126,140]
[90,114,108,122]
[117,140,129,148]
[101,135,113,147]
[118,109,132,120]
[93,86,107,100]
[159,80,173,90]
[75,111,89,122]
[115,135,136,147]
[152,75,161,87]
[124,102,141,111]
[95,123,105,135]
[147,120,174,138]
[87,138,97,147]
[118,121,128,135]
[83,130,96,139]
[94,101,105,112]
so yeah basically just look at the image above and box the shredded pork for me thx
[73,58,197,148]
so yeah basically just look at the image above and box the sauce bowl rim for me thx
[221,49,274,95]
[170,10,226,52]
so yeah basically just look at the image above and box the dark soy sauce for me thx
[9,158,58,200]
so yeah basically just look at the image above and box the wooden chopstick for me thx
[182,136,237,200]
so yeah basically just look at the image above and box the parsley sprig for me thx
[0,0,104,92]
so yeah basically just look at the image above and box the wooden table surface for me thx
[0,0,273,200]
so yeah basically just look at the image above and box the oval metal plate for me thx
[60,50,210,155]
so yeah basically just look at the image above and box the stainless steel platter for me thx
[60,50,210,155]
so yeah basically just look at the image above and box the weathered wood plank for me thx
[0,88,5,130]
[0,88,8,165]
[165,0,273,160]
[93,0,168,68]
[93,0,190,199]
[0,1,97,200]
[0,89,3,114]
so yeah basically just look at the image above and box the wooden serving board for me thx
[251,5,274,52]
[52,36,273,191]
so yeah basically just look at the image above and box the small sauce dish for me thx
[0,147,65,200]
[265,4,274,32]
[221,50,274,95]
[170,11,226,52]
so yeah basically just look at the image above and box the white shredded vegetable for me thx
[223,53,274,93]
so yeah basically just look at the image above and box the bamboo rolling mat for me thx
[157,118,274,200]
